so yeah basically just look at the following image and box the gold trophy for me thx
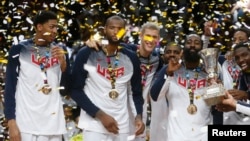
[199,48,225,106]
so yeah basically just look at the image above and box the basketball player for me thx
[70,15,145,141]
[125,22,163,141]
[4,10,70,141]
[217,41,250,117]
[84,22,164,141]
[149,42,182,141]
[150,33,223,141]
[217,92,250,116]
[221,28,250,125]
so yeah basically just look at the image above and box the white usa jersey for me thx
[222,60,250,125]
[4,39,67,135]
[71,45,143,134]
[151,65,219,141]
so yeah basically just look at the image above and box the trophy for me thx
[199,48,225,106]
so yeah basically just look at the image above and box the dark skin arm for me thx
[95,110,119,134]
[51,46,67,72]
[216,91,237,112]
[227,89,248,100]
[7,119,21,141]
[134,114,145,136]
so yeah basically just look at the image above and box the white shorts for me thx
[83,130,130,141]
[21,132,62,141]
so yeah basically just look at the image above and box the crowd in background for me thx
[1,0,249,54]
[0,0,250,140]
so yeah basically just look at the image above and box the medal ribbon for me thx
[34,42,50,86]
[186,66,201,105]
[105,46,122,90]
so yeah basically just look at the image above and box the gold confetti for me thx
[143,35,153,42]
[116,28,125,40]
[43,32,51,36]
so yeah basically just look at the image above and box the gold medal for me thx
[187,104,197,115]
[39,84,52,95]
[109,89,119,99]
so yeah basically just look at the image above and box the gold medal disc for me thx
[39,84,52,95]
[187,104,197,115]
[109,89,119,99]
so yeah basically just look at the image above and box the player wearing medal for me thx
[150,33,223,141]
[221,28,250,125]
[84,22,164,141]
[149,41,182,141]
[216,41,250,118]
[70,15,145,141]
[124,22,163,141]
[4,10,70,141]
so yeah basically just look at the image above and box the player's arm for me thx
[4,44,22,120]
[70,47,100,116]
[58,45,71,96]
[4,44,22,141]
[127,48,145,135]
[150,65,170,101]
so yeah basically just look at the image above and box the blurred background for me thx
[0,0,250,140]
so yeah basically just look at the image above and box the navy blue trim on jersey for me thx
[4,39,71,120]
[59,45,71,96]
[238,73,250,98]
[238,100,250,107]
[121,43,137,52]
[150,64,223,124]
[211,106,223,124]
[150,65,167,101]
[70,45,144,117]
[121,46,144,115]
[70,47,99,117]
[4,44,22,120]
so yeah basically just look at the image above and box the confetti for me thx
[143,35,153,42]
[116,28,125,40]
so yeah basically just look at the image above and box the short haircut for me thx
[140,22,160,34]
[105,15,126,28]
[234,27,250,38]
[233,41,250,51]
[164,41,182,53]
[185,32,201,41]
[33,10,57,27]
[184,32,203,47]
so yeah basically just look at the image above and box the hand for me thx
[51,46,67,72]
[8,119,21,141]
[227,89,248,101]
[166,50,183,76]
[96,110,119,134]
[224,51,233,61]
[216,91,237,112]
[134,115,145,136]
[85,39,101,51]
[203,21,217,36]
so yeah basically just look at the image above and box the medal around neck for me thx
[39,84,52,95]
[199,48,225,106]
[187,104,197,115]
[109,89,119,99]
